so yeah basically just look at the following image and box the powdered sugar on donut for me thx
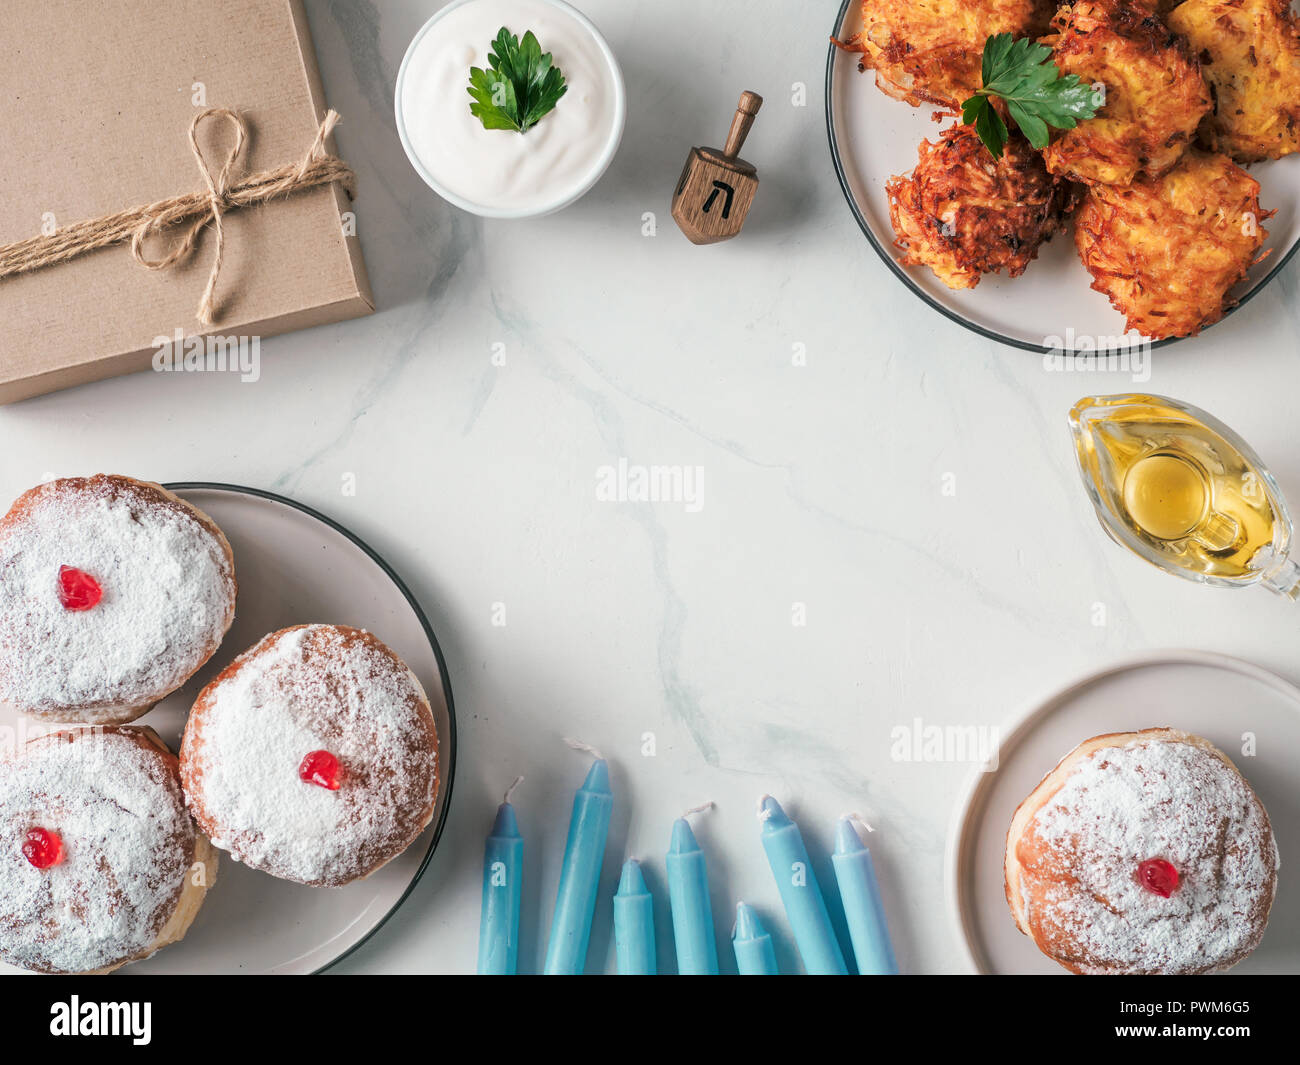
[0,729,194,974]
[0,477,235,719]
[1024,737,1278,974]
[181,625,438,887]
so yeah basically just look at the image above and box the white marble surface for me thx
[3,0,1299,974]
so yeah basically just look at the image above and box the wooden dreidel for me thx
[671,91,763,245]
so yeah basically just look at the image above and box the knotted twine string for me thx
[0,107,356,326]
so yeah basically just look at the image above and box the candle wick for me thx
[682,800,715,819]
[756,793,774,821]
[563,737,604,761]
[503,775,524,805]
[844,812,875,834]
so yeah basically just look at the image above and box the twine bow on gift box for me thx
[0,108,356,326]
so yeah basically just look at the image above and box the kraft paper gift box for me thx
[0,0,373,404]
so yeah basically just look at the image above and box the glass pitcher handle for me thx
[1260,557,1300,600]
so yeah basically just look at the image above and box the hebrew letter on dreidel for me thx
[702,181,735,218]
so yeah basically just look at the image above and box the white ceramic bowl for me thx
[395,0,626,219]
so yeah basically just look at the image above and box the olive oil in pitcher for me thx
[1070,394,1300,597]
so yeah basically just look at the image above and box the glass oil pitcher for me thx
[1069,394,1300,599]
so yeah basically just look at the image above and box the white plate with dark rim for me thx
[826,0,1300,355]
[946,650,1300,974]
[0,483,457,975]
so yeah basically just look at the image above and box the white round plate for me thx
[947,651,1299,974]
[826,0,1300,354]
[0,484,457,975]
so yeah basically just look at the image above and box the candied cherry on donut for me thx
[21,827,64,869]
[299,750,343,791]
[57,566,103,611]
[1137,858,1179,898]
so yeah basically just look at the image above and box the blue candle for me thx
[665,817,719,975]
[613,859,657,975]
[477,788,524,975]
[758,795,847,975]
[831,816,898,975]
[543,758,613,975]
[732,902,779,975]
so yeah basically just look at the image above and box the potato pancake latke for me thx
[1041,0,1212,186]
[887,123,1080,290]
[841,0,1057,109]
[1074,150,1270,338]
[1167,0,1300,162]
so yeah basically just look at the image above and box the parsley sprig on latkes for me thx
[468,27,568,134]
[962,34,1099,159]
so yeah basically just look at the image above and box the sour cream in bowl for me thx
[396,0,626,218]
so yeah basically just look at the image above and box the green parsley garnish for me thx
[961,34,1100,159]
[467,27,568,134]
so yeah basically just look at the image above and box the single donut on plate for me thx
[0,475,237,724]
[0,726,217,974]
[180,624,440,888]
[1005,728,1279,974]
